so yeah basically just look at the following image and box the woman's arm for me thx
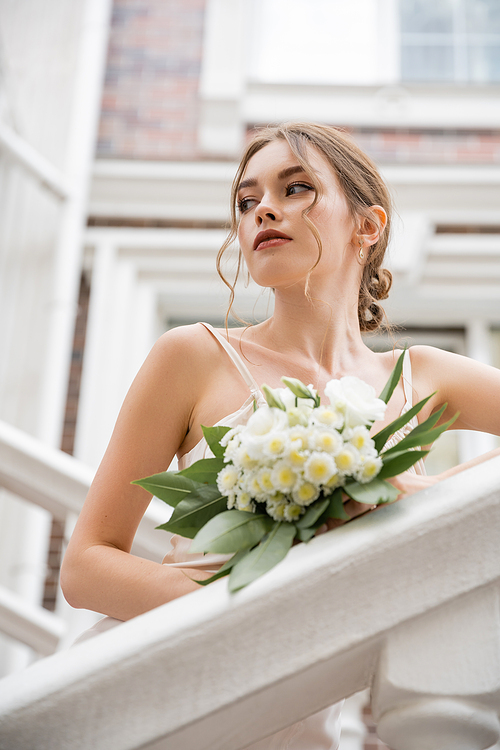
[325,346,500,526]
[60,325,215,621]
[411,345,500,436]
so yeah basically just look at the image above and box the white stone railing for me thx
[0,420,168,656]
[0,456,499,750]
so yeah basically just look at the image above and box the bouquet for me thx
[134,351,456,592]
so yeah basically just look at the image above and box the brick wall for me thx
[353,127,500,164]
[97,0,206,160]
[247,125,500,165]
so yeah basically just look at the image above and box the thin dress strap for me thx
[199,323,264,403]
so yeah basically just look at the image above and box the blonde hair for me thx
[217,122,393,332]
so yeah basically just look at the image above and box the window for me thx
[401,0,500,82]
[248,0,386,85]
[247,0,500,86]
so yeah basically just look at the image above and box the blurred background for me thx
[0,0,499,745]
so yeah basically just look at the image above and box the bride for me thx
[61,122,500,749]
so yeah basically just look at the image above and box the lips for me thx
[253,230,292,251]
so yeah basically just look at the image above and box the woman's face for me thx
[236,139,357,291]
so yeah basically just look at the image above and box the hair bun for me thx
[368,268,392,301]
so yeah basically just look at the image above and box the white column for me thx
[459,319,496,462]
[73,239,117,467]
[198,0,245,156]
[37,0,112,448]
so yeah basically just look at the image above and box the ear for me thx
[357,205,387,247]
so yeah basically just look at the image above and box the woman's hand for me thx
[315,471,440,536]
[387,471,439,500]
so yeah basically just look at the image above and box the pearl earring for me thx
[358,239,364,260]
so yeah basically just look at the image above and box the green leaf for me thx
[377,450,429,479]
[164,485,228,535]
[324,487,351,520]
[132,472,203,508]
[372,393,435,452]
[201,425,231,458]
[179,456,225,484]
[261,384,286,410]
[296,527,317,542]
[382,409,459,456]
[194,549,247,587]
[295,489,350,537]
[344,478,399,505]
[295,498,330,529]
[190,510,274,554]
[228,522,296,592]
[155,522,200,539]
[378,349,406,404]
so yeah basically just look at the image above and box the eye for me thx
[286,181,314,196]
[237,196,257,214]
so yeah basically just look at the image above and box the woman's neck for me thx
[256,280,370,377]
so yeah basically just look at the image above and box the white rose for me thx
[242,406,289,459]
[245,406,289,435]
[324,376,386,428]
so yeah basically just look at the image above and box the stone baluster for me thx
[339,690,369,750]
[371,583,500,750]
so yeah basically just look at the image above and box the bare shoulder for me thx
[408,344,500,380]
[121,323,223,434]
[149,323,226,381]
[154,322,217,359]
[407,344,500,432]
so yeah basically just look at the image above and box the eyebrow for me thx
[237,165,309,193]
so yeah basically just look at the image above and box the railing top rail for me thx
[0,457,499,750]
[0,419,167,560]
[0,420,93,519]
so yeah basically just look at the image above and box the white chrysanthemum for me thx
[266,496,288,522]
[235,489,255,513]
[288,425,310,451]
[312,428,342,455]
[324,469,342,492]
[244,471,264,499]
[226,491,237,509]
[287,444,307,468]
[284,503,304,521]
[216,465,239,494]
[220,425,243,448]
[292,481,320,506]
[234,447,259,470]
[257,467,275,494]
[354,455,383,483]
[261,431,289,459]
[311,405,344,430]
[324,377,386,428]
[304,452,337,486]
[335,444,361,474]
[223,435,243,463]
[347,425,376,453]
[271,460,299,492]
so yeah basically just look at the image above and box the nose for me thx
[254,193,279,225]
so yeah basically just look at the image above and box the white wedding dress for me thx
[75,322,425,749]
